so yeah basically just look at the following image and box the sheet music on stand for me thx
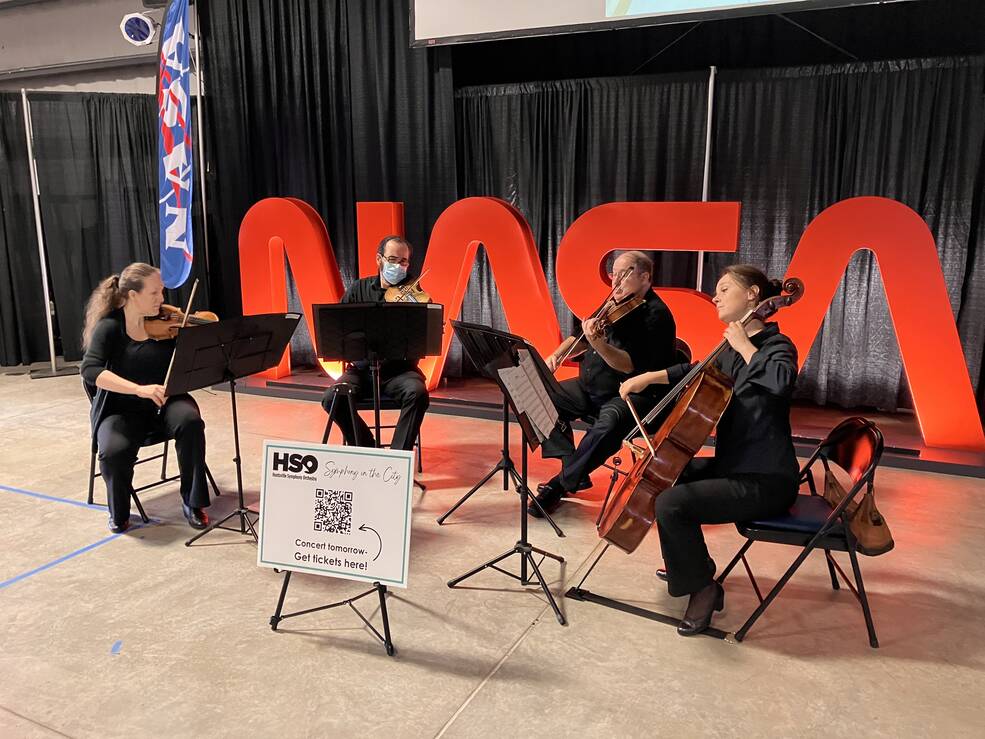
[498,348,559,443]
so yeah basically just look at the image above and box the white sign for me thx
[257,441,414,588]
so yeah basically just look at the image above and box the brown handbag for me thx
[822,470,895,556]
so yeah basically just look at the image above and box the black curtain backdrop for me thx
[704,56,985,412]
[0,93,49,366]
[200,0,455,365]
[27,93,208,361]
[451,72,708,374]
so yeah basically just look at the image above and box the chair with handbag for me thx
[717,416,893,647]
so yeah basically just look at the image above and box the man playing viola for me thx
[319,236,430,452]
[531,250,677,517]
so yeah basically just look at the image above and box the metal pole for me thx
[192,1,211,281]
[696,65,717,294]
[21,89,57,375]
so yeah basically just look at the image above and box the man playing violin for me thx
[320,236,429,452]
[531,250,677,517]
[80,263,211,533]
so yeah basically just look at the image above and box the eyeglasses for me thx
[382,256,410,266]
[607,267,635,282]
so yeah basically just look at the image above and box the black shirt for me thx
[341,274,423,379]
[578,291,677,403]
[666,322,799,480]
[80,310,175,428]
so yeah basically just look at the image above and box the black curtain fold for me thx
[201,0,456,366]
[452,71,709,374]
[707,56,985,411]
[0,93,49,366]
[27,93,208,361]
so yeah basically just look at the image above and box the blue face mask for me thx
[380,261,408,285]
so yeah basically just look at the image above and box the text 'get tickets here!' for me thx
[257,441,415,588]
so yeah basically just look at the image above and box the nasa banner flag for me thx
[157,0,194,288]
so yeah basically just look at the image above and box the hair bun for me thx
[764,278,784,299]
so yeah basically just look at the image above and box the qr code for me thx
[313,489,353,534]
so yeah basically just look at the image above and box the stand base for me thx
[30,363,79,379]
[437,457,564,537]
[185,507,258,546]
[564,587,731,641]
[448,540,567,625]
[269,571,395,656]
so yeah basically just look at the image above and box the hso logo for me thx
[272,452,319,474]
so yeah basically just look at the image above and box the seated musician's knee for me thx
[653,485,690,525]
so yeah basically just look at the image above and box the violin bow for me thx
[554,266,633,368]
[161,278,199,403]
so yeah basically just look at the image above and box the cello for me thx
[597,277,804,554]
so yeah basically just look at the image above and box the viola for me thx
[551,267,643,369]
[384,269,431,304]
[597,277,805,554]
[145,303,218,341]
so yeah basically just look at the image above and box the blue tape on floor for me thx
[0,521,156,591]
[111,640,123,655]
[0,483,105,511]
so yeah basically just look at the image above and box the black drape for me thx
[0,93,49,366]
[201,0,456,365]
[706,56,985,412]
[452,72,709,374]
[28,92,208,361]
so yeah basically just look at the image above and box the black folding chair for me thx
[718,417,885,647]
[84,381,221,523]
[321,383,423,474]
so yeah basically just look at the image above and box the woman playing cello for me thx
[618,265,800,635]
[80,263,212,533]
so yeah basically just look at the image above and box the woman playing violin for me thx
[618,265,799,636]
[80,263,211,533]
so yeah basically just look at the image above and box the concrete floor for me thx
[1,373,984,738]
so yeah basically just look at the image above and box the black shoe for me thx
[182,503,209,529]
[656,558,715,583]
[108,516,130,534]
[528,484,563,519]
[677,582,725,636]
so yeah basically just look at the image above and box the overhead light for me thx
[120,12,159,47]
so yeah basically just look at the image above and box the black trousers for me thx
[653,457,798,597]
[96,395,210,524]
[320,369,429,452]
[541,378,658,492]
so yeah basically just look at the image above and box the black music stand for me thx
[173,313,302,547]
[438,322,564,537]
[313,303,443,477]
[444,321,566,625]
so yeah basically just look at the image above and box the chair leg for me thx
[132,492,150,524]
[824,549,840,590]
[161,440,169,480]
[733,542,817,643]
[88,449,98,506]
[416,432,423,473]
[847,546,879,648]
[205,463,222,498]
[716,539,753,585]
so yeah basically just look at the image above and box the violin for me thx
[145,303,218,341]
[551,268,644,369]
[596,277,805,554]
[384,269,431,303]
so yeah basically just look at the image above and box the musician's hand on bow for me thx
[582,317,605,346]
[724,321,757,361]
[136,383,166,408]
[619,374,650,400]
[546,353,560,372]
